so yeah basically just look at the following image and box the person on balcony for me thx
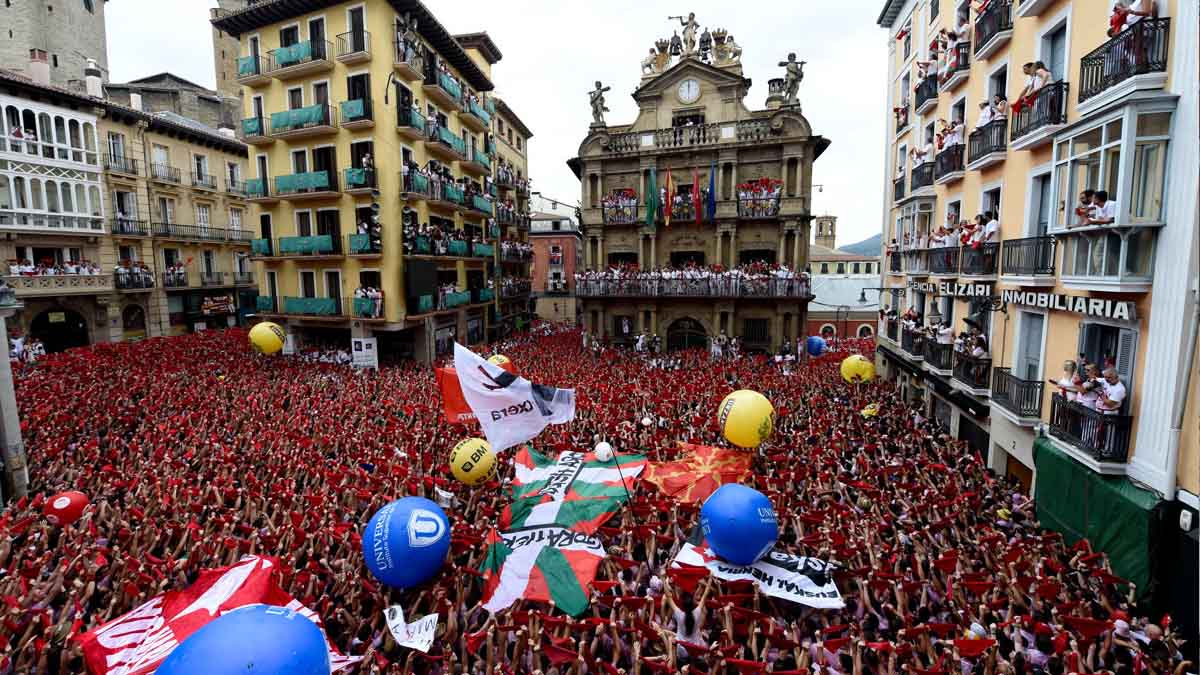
[974,100,994,131]
[1051,360,1082,402]
[1077,363,1103,410]
[1087,190,1119,225]
[991,93,1009,122]
[1122,0,1155,29]
[1097,368,1127,415]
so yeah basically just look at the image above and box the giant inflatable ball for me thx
[43,490,88,526]
[155,604,329,675]
[450,438,497,486]
[487,354,516,374]
[717,390,775,448]
[249,322,286,355]
[806,335,827,357]
[594,441,614,463]
[362,497,450,589]
[840,355,876,383]
[700,484,779,565]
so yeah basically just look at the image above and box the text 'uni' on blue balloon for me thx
[155,604,330,675]
[362,496,451,589]
[699,483,779,566]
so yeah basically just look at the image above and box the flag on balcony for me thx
[706,160,717,222]
[663,169,674,227]
[692,166,701,224]
[452,343,575,453]
[644,168,659,229]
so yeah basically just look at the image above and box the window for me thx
[83,0,94,13]
[836,263,846,274]
[1079,322,1137,405]
[820,263,829,274]
[193,154,208,177]
[988,66,1007,100]
[227,161,240,184]
[296,210,312,237]
[516,137,522,151]
[1015,312,1044,381]
[230,207,243,232]
[196,204,211,233]
[983,186,1001,218]
[1043,25,1067,81]
[157,197,175,223]
[152,144,169,166]
[1031,173,1052,236]
[279,26,299,47]
[300,271,317,297]
[202,250,216,276]
[287,88,303,109]
[163,247,180,268]
[852,262,861,274]
[52,55,58,68]
[119,245,137,262]
[107,132,126,160]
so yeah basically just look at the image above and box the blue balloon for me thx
[362,497,450,588]
[156,604,329,675]
[700,484,779,565]
[806,336,827,357]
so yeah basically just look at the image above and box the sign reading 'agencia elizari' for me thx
[1000,290,1137,321]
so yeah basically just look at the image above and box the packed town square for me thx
[0,325,1189,674]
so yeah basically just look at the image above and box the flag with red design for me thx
[642,442,753,504]
[502,446,645,535]
[75,555,362,675]
[479,525,606,616]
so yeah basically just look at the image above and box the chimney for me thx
[28,49,50,86]
[84,58,103,98]
[217,127,236,139]
[130,93,143,111]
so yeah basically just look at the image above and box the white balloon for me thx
[594,442,614,462]
[641,416,653,427]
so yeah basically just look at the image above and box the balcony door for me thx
[108,132,126,161]
[348,7,366,52]
[1031,173,1052,236]
[296,211,313,237]
[279,26,298,48]
[249,35,261,60]
[316,209,340,247]
[202,250,216,277]
[1015,312,1044,381]
[308,18,326,58]
[196,204,211,235]
[300,271,317,298]
[113,190,136,219]
[312,146,335,184]
[157,197,175,224]
[1043,25,1067,81]
[312,81,329,107]
[324,270,341,300]
[347,73,370,106]
[259,212,272,240]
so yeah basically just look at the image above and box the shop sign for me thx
[907,280,993,297]
[1000,290,1136,321]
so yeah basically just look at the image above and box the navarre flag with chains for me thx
[502,446,646,535]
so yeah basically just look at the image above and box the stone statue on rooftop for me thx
[669,13,700,56]
[642,48,659,75]
[778,53,806,105]
[589,81,611,127]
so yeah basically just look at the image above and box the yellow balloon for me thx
[450,438,497,486]
[717,389,775,448]
[249,322,285,355]
[487,354,516,374]
[861,403,880,418]
[840,355,876,383]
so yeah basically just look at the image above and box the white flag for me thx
[452,343,575,453]
[384,605,439,654]
[673,542,844,609]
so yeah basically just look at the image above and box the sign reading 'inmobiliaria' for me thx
[1000,290,1136,321]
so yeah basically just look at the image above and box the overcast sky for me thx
[106,1,887,247]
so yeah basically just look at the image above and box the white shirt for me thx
[1056,377,1077,402]
[1126,0,1148,26]
[983,219,1000,241]
[976,107,993,129]
[1100,379,1126,414]
[1077,380,1101,409]
[673,607,704,645]
[1097,200,1119,222]
[937,326,954,344]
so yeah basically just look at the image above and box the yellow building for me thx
[0,66,253,349]
[490,95,534,337]
[213,0,522,361]
[874,0,1198,613]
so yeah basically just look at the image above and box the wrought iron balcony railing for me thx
[1010,82,1069,142]
[1078,18,1170,104]
[1048,393,1133,462]
[1001,236,1056,277]
[952,352,992,391]
[992,368,1044,419]
[576,277,811,299]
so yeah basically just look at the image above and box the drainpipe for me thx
[1163,272,1200,501]
[135,119,165,337]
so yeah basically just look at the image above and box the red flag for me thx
[435,367,476,424]
[692,166,701,224]
[642,442,753,504]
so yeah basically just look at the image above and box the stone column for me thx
[649,235,656,269]
[728,229,737,267]
[0,305,28,499]
[792,231,802,270]
[777,232,786,265]
[597,238,604,269]
[714,231,723,268]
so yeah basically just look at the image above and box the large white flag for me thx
[452,343,575,452]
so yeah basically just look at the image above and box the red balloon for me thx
[43,491,88,526]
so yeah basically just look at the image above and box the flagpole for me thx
[609,451,633,502]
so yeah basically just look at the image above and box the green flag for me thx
[645,168,658,228]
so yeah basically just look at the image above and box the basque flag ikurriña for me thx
[503,446,646,534]
[453,343,575,453]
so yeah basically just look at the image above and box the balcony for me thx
[966,119,1007,170]
[250,238,273,258]
[351,295,386,320]
[737,195,781,219]
[277,234,341,258]
[235,54,271,86]
[255,295,277,313]
[900,328,925,360]
[149,163,181,185]
[951,352,992,396]
[340,98,374,130]
[344,167,376,195]
[501,248,533,263]
[894,106,910,136]
[500,282,531,300]
[472,242,494,258]
[991,368,1044,425]
[269,40,333,80]
[3,273,114,296]
[239,116,273,145]
[904,248,929,275]
[602,119,772,153]
[941,42,970,91]
[444,290,472,309]
[934,145,964,184]
[960,242,999,276]
[393,39,423,80]
[274,170,339,202]
[152,222,229,243]
[887,252,902,275]
[270,104,336,140]
[191,172,218,191]
[282,296,342,318]
[245,178,277,204]
[426,125,467,162]
[396,106,426,141]
[602,202,640,225]
[460,98,491,133]
[461,148,492,176]
[668,200,696,224]
[973,0,1013,60]
[914,77,938,115]
[1048,393,1133,464]
[227,229,253,245]
[111,218,150,237]
[923,339,953,373]
[1057,227,1156,293]
[103,153,139,176]
[233,271,255,286]
[115,271,155,292]
[423,71,463,110]
[910,161,934,196]
[401,171,431,200]
[575,276,811,300]
[163,271,188,288]
[348,233,381,257]
[1078,18,1171,115]
[468,194,494,217]
[929,246,960,276]
[226,179,249,198]
[1010,82,1070,150]
[1001,235,1056,285]
[893,175,905,202]
[885,319,899,344]
[426,181,466,214]
[335,30,370,65]
[201,272,234,288]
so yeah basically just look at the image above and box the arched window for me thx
[88,185,102,216]
[54,116,68,159]
[44,180,59,212]
[68,120,83,162]
[13,177,27,209]
[38,113,54,158]
[20,109,37,155]
[74,184,86,214]
[28,179,43,210]
[858,324,874,338]
[820,323,837,337]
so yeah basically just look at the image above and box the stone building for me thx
[211,0,254,102]
[568,18,828,351]
[105,73,240,132]
[0,0,109,89]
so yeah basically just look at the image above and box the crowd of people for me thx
[499,239,533,262]
[575,262,809,298]
[736,179,783,218]
[354,285,386,319]
[6,330,46,362]
[0,325,1190,675]
[494,161,530,192]
[6,259,104,277]
[496,276,531,298]
[113,261,155,289]
[887,211,1000,255]
[602,189,640,224]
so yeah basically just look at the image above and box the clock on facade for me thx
[676,78,700,104]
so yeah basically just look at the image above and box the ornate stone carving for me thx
[589,81,611,127]
[777,53,806,106]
